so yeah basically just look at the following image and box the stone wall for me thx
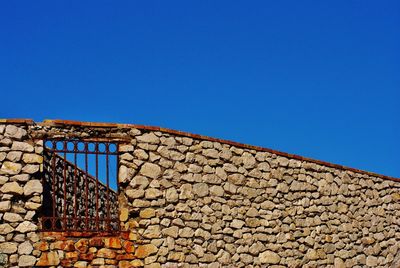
[0,119,400,268]
[42,151,119,232]
[0,123,43,267]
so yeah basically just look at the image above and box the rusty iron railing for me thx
[41,139,119,232]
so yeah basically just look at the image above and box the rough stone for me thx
[18,255,36,267]
[3,212,23,222]
[11,141,34,152]
[231,219,245,229]
[135,244,158,258]
[1,181,23,195]
[193,183,209,197]
[22,164,40,174]
[366,256,378,267]
[0,200,11,212]
[5,125,27,140]
[209,185,224,196]
[140,208,156,218]
[145,188,162,199]
[23,179,43,196]
[166,188,178,203]
[0,162,22,175]
[0,242,18,254]
[139,163,161,179]
[137,133,160,144]
[22,153,43,164]
[259,250,281,264]
[96,248,116,259]
[0,223,14,234]
[18,241,33,255]
[36,251,60,266]
[16,221,37,233]
[162,226,179,238]
[126,188,145,199]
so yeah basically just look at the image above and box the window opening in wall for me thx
[41,139,119,232]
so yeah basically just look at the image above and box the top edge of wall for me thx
[1,118,399,182]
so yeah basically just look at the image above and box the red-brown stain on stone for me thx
[105,237,122,249]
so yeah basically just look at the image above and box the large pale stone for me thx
[137,133,160,144]
[132,199,150,208]
[18,255,36,267]
[209,185,224,196]
[0,242,18,254]
[143,225,161,238]
[129,176,149,189]
[306,249,319,260]
[5,125,27,140]
[246,207,259,217]
[36,251,60,266]
[242,152,256,168]
[16,221,37,233]
[0,176,8,185]
[166,188,178,203]
[126,189,145,199]
[231,219,245,229]
[22,164,40,174]
[259,250,281,264]
[6,151,22,162]
[1,182,23,195]
[179,184,193,199]
[11,141,34,152]
[3,212,23,222]
[276,156,289,167]
[366,256,378,267]
[11,174,30,182]
[334,258,346,268]
[0,223,14,234]
[162,226,179,238]
[260,200,275,210]
[22,153,43,164]
[120,207,129,222]
[118,165,130,183]
[227,174,245,185]
[145,188,162,199]
[135,244,158,258]
[25,201,41,210]
[203,149,219,158]
[23,180,43,196]
[193,183,209,197]
[0,201,11,212]
[18,241,33,255]
[179,227,194,238]
[140,208,156,218]
[96,248,116,258]
[139,163,161,179]
[0,162,22,175]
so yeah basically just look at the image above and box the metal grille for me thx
[41,139,119,232]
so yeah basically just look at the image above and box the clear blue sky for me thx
[1,1,399,177]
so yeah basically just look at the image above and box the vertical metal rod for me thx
[51,141,57,230]
[106,143,110,231]
[116,143,120,230]
[85,142,89,231]
[95,143,99,230]
[63,141,67,230]
[73,141,78,230]
[41,141,47,230]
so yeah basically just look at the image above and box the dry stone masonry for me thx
[0,119,399,268]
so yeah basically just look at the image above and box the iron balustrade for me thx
[41,139,119,232]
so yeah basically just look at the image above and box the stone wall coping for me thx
[1,118,398,182]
